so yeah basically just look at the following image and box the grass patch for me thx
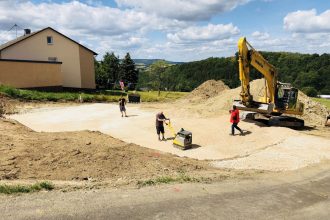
[0,181,54,194]
[0,85,187,103]
[135,91,188,102]
[137,175,199,187]
[312,98,330,109]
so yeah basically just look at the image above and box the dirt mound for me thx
[172,78,329,125]
[172,79,265,117]
[186,80,229,101]
[0,93,17,116]
[298,92,329,126]
[249,79,267,98]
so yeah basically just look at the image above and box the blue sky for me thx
[0,0,329,61]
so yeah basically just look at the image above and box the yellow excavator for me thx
[234,37,305,127]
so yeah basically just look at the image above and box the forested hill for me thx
[155,52,330,95]
[133,59,184,66]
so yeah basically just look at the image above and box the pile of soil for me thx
[0,93,17,116]
[169,80,231,117]
[176,78,328,126]
[186,80,229,102]
[0,118,212,184]
[298,92,329,126]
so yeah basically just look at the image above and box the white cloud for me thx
[290,32,330,52]
[167,23,240,43]
[281,9,330,55]
[245,30,330,57]
[115,0,250,21]
[0,30,15,43]
[2,1,328,62]
[129,38,238,62]
[251,31,270,40]
[284,9,330,33]
[0,1,244,61]
[0,1,189,42]
[96,35,147,53]
[0,1,153,36]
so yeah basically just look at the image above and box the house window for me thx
[47,36,53,45]
[48,57,58,62]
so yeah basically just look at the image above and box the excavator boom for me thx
[238,37,277,105]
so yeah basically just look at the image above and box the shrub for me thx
[0,181,54,194]
[302,87,318,97]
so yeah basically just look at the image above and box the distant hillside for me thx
[133,59,184,66]
[137,52,330,96]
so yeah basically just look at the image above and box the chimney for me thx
[24,29,31,35]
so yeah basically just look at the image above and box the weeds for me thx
[312,98,330,109]
[0,181,54,194]
[136,91,187,102]
[137,174,199,188]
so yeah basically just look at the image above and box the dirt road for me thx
[8,103,330,171]
[1,163,330,220]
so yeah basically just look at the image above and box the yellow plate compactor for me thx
[166,122,192,150]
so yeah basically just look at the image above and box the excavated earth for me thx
[0,118,217,183]
[1,95,245,186]
[2,79,330,184]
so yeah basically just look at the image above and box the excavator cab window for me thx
[287,88,298,109]
[277,87,284,99]
[275,86,287,109]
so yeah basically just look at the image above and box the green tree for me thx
[135,52,330,93]
[95,58,107,88]
[301,87,318,97]
[120,53,139,89]
[148,60,171,96]
[103,52,120,89]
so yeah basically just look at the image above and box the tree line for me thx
[136,52,330,96]
[95,52,138,90]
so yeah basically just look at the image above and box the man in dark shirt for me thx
[119,96,127,117]
[156,111,170,141]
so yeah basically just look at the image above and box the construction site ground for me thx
[1,79,330,189]
[6,102,330,171]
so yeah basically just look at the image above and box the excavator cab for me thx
[275,83,297,110]
[275,83,303,114]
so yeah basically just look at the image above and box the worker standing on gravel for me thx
[119,96,127,117]
[156,111,170,141]
[229,105,243,136]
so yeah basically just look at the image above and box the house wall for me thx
[0,60,62,88]
[0,29,82,88]
[79,46,96,89]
